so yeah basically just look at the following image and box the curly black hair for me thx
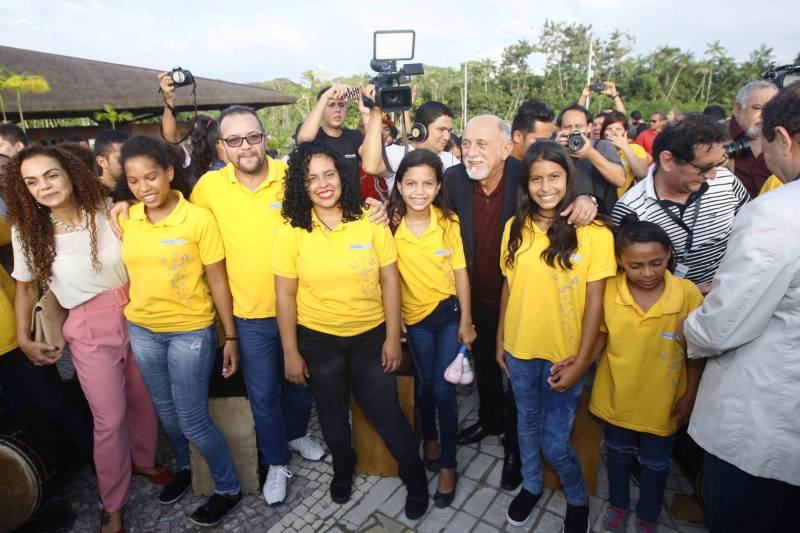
[281,141,364,232]
[652,113,726,166]
[114,135,192,203]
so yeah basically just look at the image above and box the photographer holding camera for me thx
[556,104,626,213]
[728,80,779,197]
[296,84,372,182]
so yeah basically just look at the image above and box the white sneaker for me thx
[288,435,326,461]
[262,465,292,506]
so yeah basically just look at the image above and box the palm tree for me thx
[93,103,134,129]
[1,71,51,130]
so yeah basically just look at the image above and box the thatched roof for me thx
[0,46,296,120]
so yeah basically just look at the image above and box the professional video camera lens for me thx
[567,132,585,152]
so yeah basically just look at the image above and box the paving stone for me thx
[461,485,495,518]
[464,453,495,481]
[481,492,514,528]
[484,460,503,489]
[532,511,564,532]
[417,506,457,532]
[546,489,566,516]
[380,485,407,518]
[449,476,478,510]
[341,476,403,529]
[456,445,477,466]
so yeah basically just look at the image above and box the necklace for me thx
[534,211,557,220]
[49,209,89,233]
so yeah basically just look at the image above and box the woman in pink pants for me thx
[6,145,164,533]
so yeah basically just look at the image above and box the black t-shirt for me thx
[571,139,623,214]
[314,128,364,182]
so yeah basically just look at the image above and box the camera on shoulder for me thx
[367,30,424,113]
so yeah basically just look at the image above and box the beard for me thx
[745,122,762,140]
[465,156,489,180]
[235,151,265,174]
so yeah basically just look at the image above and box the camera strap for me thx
[656,195,702,254]
[160,81,199,146]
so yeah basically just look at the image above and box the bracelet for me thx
[225,335,239,341]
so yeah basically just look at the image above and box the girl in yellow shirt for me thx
[386,148,476,508]
[497,141,616,530]
[587,216,703,533]
[273,142,428,519]
[117,135,242,526]
[601,112,651,197]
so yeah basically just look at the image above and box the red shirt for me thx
[358,168,389,202]
[635,128,658,155]
[472,178,505,308]
[728,116,771,198]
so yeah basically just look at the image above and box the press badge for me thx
[674,263,690,278]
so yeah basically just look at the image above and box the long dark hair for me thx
[614,213,677,272]
[282,141,364,232]
[114,135,192,202]
[5,146,107,282]
[505,141,597,270]
[387,148,456,233]
[190,115,219,173]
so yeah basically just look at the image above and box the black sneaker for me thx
[404,475,429,520]
[158,469,191,504]
[330,470,353,504]
[563,503,590,533]
[506,488,542,526]
[189,492,242,527]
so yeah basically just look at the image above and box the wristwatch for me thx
[581,194,599,207]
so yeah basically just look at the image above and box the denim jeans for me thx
[505,354,588,505]
[604,422,676,522]
[405,296,460,469]
[297,323,422,479]
[127,323,240,495]
[235,316,312,466]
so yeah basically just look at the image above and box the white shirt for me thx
[384,144,460,192]
[12,211,128,309]
[684,179,800,485]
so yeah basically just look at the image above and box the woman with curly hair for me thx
[5,145,165,533]
[273,141,428,519]
[496,141,617,531]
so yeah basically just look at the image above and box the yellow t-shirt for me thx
[190,157,287,319]
[589,272,704,436]
[759,175,783,195]
[120,192,225,333]
[617,143,650,198]
[272,213,397,336]
[500,219,616,362]
[394,207,467,325]
[0,217,16,356]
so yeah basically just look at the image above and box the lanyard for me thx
[656,196,702,253]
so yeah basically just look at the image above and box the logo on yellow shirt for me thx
[269,202,282,209]
[661,332,678,340]
[350,243,373,250]
[161,239,187,245]
[434,249,452,256]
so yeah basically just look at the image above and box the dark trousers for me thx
[472,299,519,455]
[297,323,421,477]
[704,451,800,533]
[0,347,93,459]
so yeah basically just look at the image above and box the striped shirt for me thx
[611,166,749,284]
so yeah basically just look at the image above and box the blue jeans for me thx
[405,296,460,469]
[505,354,587,505]
[127,323,239,495]
[605,423,676,522]
[235,317,312,466]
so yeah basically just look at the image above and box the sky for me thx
[1,0,797,85]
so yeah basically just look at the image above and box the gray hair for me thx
[499,120,512,143]
[735,80,778,107]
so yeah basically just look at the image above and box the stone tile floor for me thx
[57,383,708,532]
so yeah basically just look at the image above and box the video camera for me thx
[368,30,424,113]
[762,64,800,89]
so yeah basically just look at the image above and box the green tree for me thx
[93,103,134,129]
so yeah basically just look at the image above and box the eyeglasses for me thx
[222,133,265,148]
[684,155,728,176]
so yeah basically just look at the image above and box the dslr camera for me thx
[567,131,586,152]
[723,138,751,159]
[762,63,800,89]
[590,82,606,93]
[169,67,195,88]
[368,30,424,113]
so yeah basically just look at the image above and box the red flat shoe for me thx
[133,464,174,485]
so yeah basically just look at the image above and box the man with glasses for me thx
[612,113,749,294]
[635,112,667,155]
[296,84,369,181]
[189,105,325,507]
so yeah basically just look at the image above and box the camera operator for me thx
[360,97,459,192]
[556,104,626,213]
[578,81,626,114]
[296,84,371,182]
[682,81,800,533]
[728,80,779,197]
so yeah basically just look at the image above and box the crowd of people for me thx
[0,70,798,533]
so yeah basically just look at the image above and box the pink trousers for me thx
[62,284,158,512]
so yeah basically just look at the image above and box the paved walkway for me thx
[59,383,708,532]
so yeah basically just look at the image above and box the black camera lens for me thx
[567,132,585,152]
[723,139,751,159]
